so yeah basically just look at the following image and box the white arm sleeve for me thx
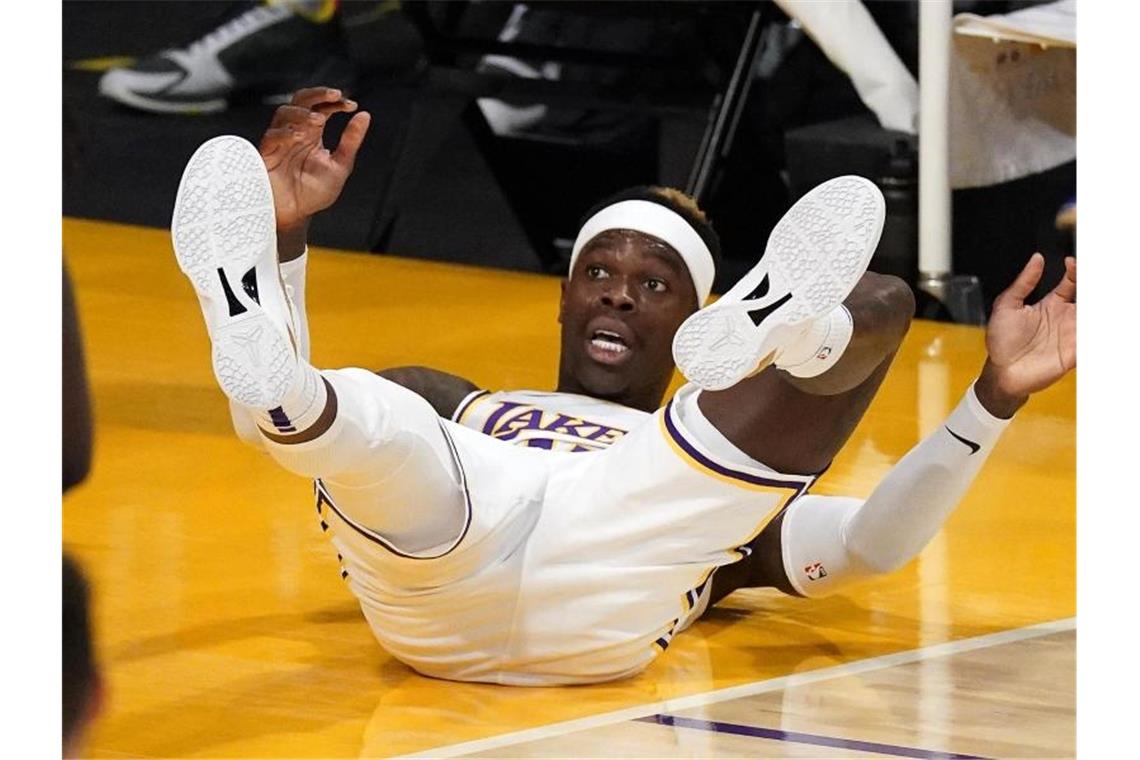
[229,249,313,449]
[781,383,1012,597]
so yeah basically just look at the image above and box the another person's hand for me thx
[259,87,371,251]
[975,253,1076,418]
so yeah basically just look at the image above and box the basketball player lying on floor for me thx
[174,89,1076,685]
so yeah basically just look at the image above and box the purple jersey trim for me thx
[662,400,811,493]
[452,389,490,424]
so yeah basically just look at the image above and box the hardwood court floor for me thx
[62,218,1075,759]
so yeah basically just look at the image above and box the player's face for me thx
[557,230,700,412]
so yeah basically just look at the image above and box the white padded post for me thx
[919,0,953,278]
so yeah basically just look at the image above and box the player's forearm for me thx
[764,380,1014,599]
[843,383,1010,572]
[278,219,310,263]
[228,248,312,451]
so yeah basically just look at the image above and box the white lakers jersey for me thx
[317,380,811,685]
[452,389,649,452]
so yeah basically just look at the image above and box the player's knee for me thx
[376,366,412,383]
[869,273,916,332]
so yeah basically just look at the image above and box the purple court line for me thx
[636,714,990,759]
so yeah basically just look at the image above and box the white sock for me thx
[260,248,328,434]
[775,305,854,378]
[229,249,316,445]
[250,360,328,437]
[280,250,311,362]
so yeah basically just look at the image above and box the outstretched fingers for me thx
[263,93,360,157]
[332,111,371,170]
[993,253,1045,311]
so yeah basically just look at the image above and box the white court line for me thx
[400,617,1075,758]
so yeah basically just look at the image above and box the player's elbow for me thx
[846,533,914,575]
[855,549,910,575]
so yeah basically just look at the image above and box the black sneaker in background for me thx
[98,2,350,114]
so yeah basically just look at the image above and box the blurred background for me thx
[62,0,1076,316]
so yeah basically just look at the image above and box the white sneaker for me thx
[171,135,298,409]
[672,175,885,391]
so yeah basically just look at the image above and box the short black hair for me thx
[579,186,722,275]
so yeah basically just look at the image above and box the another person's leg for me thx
[63,554,103,758]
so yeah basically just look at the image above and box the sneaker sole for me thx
[672,175,885,391]
[171,135,296,409]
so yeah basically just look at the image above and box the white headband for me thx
[569,199,715,305]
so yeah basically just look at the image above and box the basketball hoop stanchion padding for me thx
[916,0,984,324]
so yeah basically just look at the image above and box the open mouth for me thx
[590,329,628,353]
[587,329,632,364]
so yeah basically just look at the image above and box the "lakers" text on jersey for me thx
[453,390,650,452]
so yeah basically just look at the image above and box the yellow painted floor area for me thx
[62,218,1075,758]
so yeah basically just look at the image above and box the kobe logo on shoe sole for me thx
[710,316,745,350]
[231,326,265,366]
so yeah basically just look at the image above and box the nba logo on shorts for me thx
[805,562,827,581]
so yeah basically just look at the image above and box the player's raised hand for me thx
[976,253,1076,416]
[258,87,371,230]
